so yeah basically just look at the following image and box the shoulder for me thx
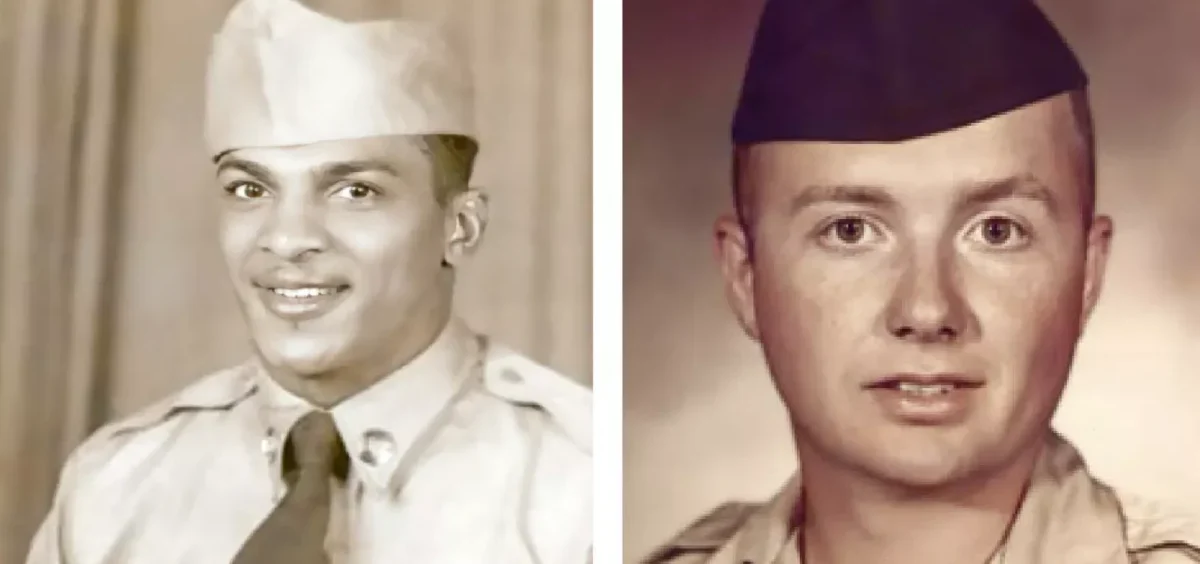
[478,343,593,562]
[56,363,258,490]
[93,362,256,440]
[1117,489,1200,562]
[481,341,592,456]
[640,502,761,564]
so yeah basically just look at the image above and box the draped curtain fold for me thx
[0,0,131,560]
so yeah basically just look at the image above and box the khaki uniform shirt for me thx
[644,433,1200,564]
[26,318,592,564]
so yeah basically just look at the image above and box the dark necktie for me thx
[232,410,350,564]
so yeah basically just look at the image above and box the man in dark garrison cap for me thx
[643,0,1200,563]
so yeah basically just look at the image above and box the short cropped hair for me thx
[422,134,479,206]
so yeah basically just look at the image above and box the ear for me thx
[1080,214,1114,326]
[443,189,489,266]
[714,213,760,341]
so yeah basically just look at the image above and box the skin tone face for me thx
[716,92,1113,493]
[215,135,486,407]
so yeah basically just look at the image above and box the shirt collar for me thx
[998,432,1132,564]
[732,433,1134,564]
[733,472,801,564]
[253,316,480,495]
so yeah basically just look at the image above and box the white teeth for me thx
[272,287,334,299]
[897,382,953,396]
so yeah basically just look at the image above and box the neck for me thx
[798,441,1041,564]
[263,289,455,408]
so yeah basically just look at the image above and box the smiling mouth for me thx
[251,282,352,321]
[266,286,349,299]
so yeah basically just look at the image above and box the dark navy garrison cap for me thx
[731,0,1088,144]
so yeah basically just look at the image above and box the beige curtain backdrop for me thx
[0,0,129,560]
[625,0,1200,561]
[0,0,590,561]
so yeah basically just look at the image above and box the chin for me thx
[257,332,349,377]
[853,429,997,490]
[861,453,972,489]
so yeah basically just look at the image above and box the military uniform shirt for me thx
[26,318,592,564]
[644,432,1200,564]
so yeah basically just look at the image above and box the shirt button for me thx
[260,429,279,460]
[359,428,397,466]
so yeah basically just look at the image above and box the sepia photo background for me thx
[0,0,591,560]
[625,0,1200,561]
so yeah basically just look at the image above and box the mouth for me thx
[251,281,352,322]
[264,286,349,299]
[862,373,984,425]
[864,373,984,396]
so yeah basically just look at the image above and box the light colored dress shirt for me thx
[26,318,592,564]
[644,432,1200,564]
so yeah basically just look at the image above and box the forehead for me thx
[743,94,1086,202]
[218,135,428,174]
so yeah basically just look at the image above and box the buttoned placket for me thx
[259,425,285,501]
[246,330,491,560]
[248,401,356,563]
[248,394,314,503]
[353,335,490,499]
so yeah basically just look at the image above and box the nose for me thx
[884,246,975,344]
[256,196,326,262]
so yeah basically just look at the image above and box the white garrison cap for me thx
[204,0,475,158]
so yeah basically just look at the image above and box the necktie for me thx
[233,410,350,564]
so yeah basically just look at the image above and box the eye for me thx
[817,216,884,248]
[331,183,379,201]
[225,181,268,200]
[968,216,1030,249]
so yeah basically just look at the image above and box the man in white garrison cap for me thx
[25,1,592,563]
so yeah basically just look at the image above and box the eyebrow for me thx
[215,158,276,184]
[313,160,402,184]
[788,184,898,215]
[788,174,1058,216]
[214,158,402,186]
[959,175,1058,216]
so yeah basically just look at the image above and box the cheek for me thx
[752,245,888,394]
[217,212,263,273]
[1010,277,1084,380]
[964,254,1086,395]
[969,251,1084,336]
[329,211,445,292]
[756,239,890,338]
